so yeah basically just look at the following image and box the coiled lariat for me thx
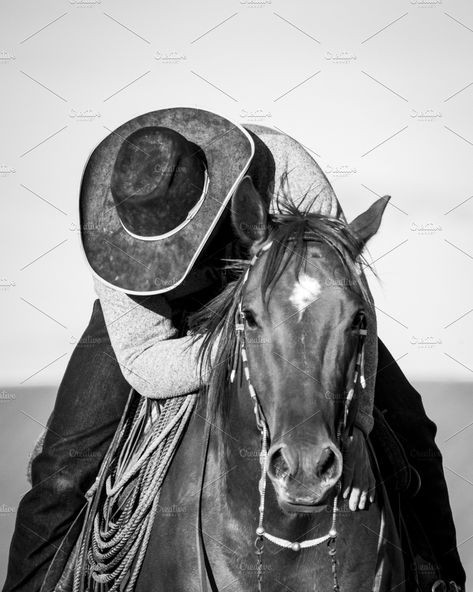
[73,393,197,591]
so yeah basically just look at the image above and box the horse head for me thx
[227,176,389,513]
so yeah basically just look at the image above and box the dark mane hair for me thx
[189,182,374,435]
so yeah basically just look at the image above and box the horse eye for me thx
[352,310,366,330]
[242,309,258,329]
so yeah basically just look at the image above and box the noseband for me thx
[229,240,367,592]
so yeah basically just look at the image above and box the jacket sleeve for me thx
[353,273,377,436]
[93,278,217,399]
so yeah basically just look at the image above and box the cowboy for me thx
[2,108,465,592]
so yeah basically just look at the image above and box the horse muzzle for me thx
[267,440,343,512]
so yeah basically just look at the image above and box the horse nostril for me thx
[268,447,291,481]
[315,447,338,481]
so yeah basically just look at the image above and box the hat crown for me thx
[111,126,207,238]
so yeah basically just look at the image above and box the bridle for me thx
[229,240,368,592]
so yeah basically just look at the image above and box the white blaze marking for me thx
[289,273,321,320]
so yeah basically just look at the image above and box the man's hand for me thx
[342,427,375,511]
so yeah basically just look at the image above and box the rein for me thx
[229,240,367,592]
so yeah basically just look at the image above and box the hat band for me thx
[118,169,210,242]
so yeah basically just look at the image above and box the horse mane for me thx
[189,177,375,437]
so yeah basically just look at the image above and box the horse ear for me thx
[349,196,390,249]
[231,175,269,246]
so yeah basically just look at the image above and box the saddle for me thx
[369,406,448,592]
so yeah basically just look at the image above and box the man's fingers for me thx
[368,471,376,503]
[342,477,352,499]
[369,479,376,503]
[349,487,361,511]
[359,490,368,510]
[342,463,354,498]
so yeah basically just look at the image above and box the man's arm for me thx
[94,278,217,398]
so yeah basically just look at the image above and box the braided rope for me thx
[72,392,197,591]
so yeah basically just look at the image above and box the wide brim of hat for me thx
[242,124,345,221]
[80,108,254,295]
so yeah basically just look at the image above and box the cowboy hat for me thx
[80,108,342,295]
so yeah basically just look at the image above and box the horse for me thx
[116,177,405,592]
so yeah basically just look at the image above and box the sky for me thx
[1,0,473,387]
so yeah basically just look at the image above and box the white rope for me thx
[106,395,196,496]
[262,531,333,550]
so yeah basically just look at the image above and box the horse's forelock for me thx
[189,196,374,440]
[260,214,374,309]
